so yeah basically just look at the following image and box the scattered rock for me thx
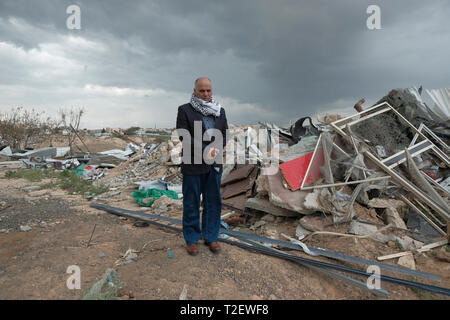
[20,225,32,232]
[261,214,276,223]
[275,216,284,224]
[368,198,407,219]
[299,215,329,232]
[434,249,450,263]
[349,221,378,236]
[250,220,266,230]
[152,195,182,210]
[385,207,407,229]
[395,236,417,251]
[397,254,416,270]
[264,226,279,240]
[387,241,396,249]
[21,186,41,193]
[303,190,323,211]
[295,224,311,239]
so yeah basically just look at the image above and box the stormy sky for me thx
[0,0,449,129]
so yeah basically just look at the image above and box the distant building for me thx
[106,127,124,134]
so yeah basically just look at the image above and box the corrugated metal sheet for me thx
[426,88,450,120]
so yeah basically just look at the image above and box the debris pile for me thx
[90,88,450,297]
[2,86,450,298]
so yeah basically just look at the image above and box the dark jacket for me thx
[176,103,228,175]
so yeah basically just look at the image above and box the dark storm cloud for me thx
[0,0,449,127]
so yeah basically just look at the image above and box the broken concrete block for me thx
[245,197,299,217]
[397,254,416,270]
[349,221,395,243]
[20,225,32,232]
[299,215,329,232]
[250,220,266,230]
[413,239,424,249]
[261,214,276,223]
[303,189,323,211]
[152,195,182,210]
[385,207,407,229]
[395,235,416,251]
[296,224,311,239]
[368,198,406,211]
[348,221,378,237]
[255,173,269,197]
[264,226,279,240]
[21,186,41,192]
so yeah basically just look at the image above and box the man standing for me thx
[176,77,228,256]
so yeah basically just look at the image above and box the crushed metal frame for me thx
[330,102,450,167]
[299,133,365,190]
[330,102,450,223]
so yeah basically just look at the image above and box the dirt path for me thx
[0,175,449,300]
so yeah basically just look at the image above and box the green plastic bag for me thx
[132,188,178,207]
[75,164,87,176]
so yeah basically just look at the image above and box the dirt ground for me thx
[0,136,449,300]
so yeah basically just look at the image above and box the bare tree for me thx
[59,107,85,154]
[0,107,60,149]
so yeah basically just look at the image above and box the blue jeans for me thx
[182,168,222,245]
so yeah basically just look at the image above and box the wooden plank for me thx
[377,239,448,261]
[70,124,91,153]
[340,107,392,128]
[221,167,258,199]
[365,151,450,222]
[301,176,390,190]
[222,193,248,212]
[221,164,256,186]
[331,102,390,128]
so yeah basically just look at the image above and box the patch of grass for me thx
[5,168,109,196]
[57,170,109,196]
[4,168,58,182]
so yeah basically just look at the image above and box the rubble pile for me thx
[220,99,449,243]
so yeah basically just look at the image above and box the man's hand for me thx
[206,147,219,161]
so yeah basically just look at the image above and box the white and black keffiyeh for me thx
[190,93,222,117]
